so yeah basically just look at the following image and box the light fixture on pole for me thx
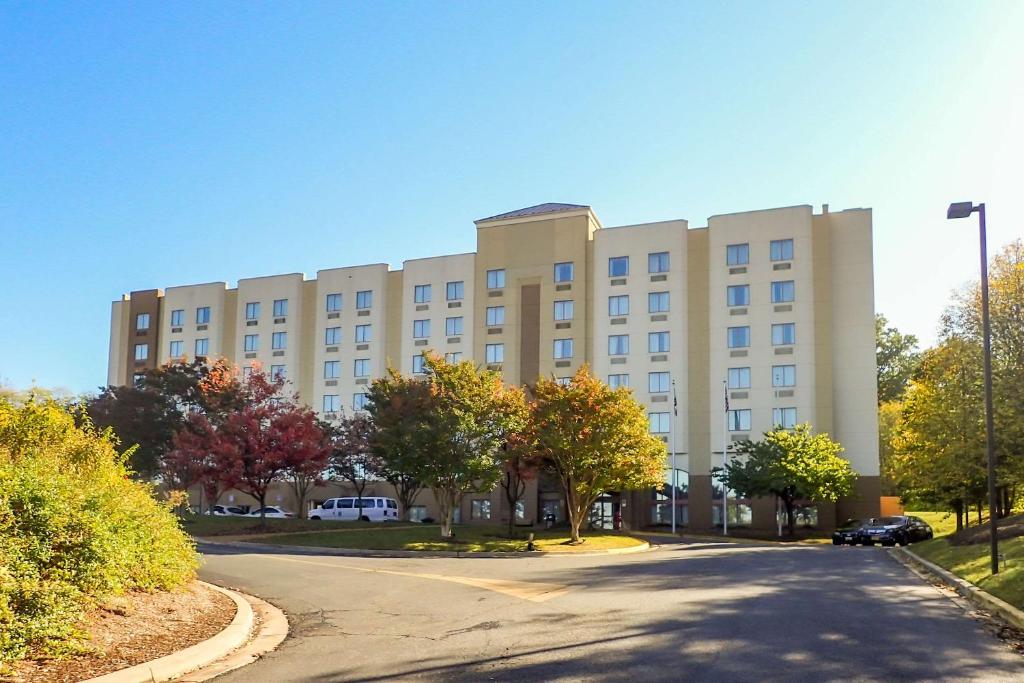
[671,378,678,534]
[947,200,999,575]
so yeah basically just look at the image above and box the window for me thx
[471,499,492,520]
[273,299,288,317]
[487,269,505,289]
[326,293,341,312]
[607,374,629,389]
[773,407,798,428]
[772,365,796,387]
[244,334,259,352]
[608,256,629,277]
[727,326,750,348]
[196,307,210,324]
[169,340,183,358]
[353,393,369,411]
[608,334,629,356]
[412,354,426,374]
[772,323,796,345]
[446,281,464,301]
[408,505,428,522]
[194,338,209,356]
[648,412,670,434]
[728,367,751,389]
[242,366,253,379]
[414,285,431,303]
[649,292,669,313]
[354,359,370,377]
[556,377,572,386]
[608,295,629,316]
[324,360,340,379]
[728,409,752,431]
[649,372,670,393]
[486,306,505,326]
[170,309,184,326]
[515,500,526,520]
[272,332,287,350]
[245,302,260,320]
[136,313,150,330]
[554,300,574,321]
[771,280,795,303]
[445,317,463,336]
[325,327,341,345]
[355,324,371,342]
[486,344,504,364]
[134,344,148,361]
[727,285,749,307]
[445,351,463,363]
[356,290,373,309]
[323,395,341,413]
[727,243,749,266]
[413,319,430,338]
[553,339,573,359]
[270,365,286,380]
[554,262,574,282]
[771,238,794,261]
[649,332,670,353]
[133,373,145,386]
[649,251,670,273]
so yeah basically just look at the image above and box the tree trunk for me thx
[564,482,583,543]
[435,489,456,538]
[955,500,964,531]
[784,497,796,536]
[501,470,525,539]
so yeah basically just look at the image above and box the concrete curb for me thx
[198,537,651,558]
[892,546,1024,631]
[82,581,254,683]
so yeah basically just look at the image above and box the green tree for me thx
[364,369,433,521]
[876,314,921,404]
[529,365,665,543]
[416,353,528,538]
[715,424,856,536]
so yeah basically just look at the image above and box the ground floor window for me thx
[779,504,818,528]
[408,505,428,522]
[515,500,526,520]
[540,497,563,524]
[651,467,688,526]
[471,499,491,520]
[652,503,688,526]
[712,502,752,527]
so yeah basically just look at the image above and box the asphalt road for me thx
[198,538,1024,682]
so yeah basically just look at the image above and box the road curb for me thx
[891,546,1024,631]
[81,581,254,683]
[198,537,651,558]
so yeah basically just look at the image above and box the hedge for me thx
[0,399,198,668]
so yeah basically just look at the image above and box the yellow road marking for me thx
[261,555,571,603]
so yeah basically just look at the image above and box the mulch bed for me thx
[7,581,236,683]
[949,513,1024,546]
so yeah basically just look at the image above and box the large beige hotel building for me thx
[107,202,879,531]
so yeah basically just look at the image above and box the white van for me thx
[309,497,399,522]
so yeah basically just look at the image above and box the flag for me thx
[724,382,730,412]
[673,390,678,416]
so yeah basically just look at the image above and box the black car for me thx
[859,515,933,547]
[832,518,868,545]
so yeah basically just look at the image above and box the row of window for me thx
[726,407,798,431]
[726,281,795,306]
[169,339,210,358]
[726,238,794,266]
[325,324,373,345]
[607,331,672,355]
[727,365,796,388]
[243,332,288,352]
[728,323,796,348]
[165,307,210,328]
[323,393,370,413]
[607,251,671,278]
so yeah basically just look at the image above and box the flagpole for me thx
[670,378,678,535]
[722,380,729,537]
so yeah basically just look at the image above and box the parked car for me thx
[308,497,400,522]
[208,505,248,516]
[832,518,868,545]
[859,516,933,546]
[247,506,294,519]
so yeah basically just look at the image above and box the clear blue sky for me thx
[2,2,1022,394]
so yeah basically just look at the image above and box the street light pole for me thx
[671,378,678,535]
[947,201,999,575]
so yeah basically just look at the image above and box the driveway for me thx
[198,538,1023,681]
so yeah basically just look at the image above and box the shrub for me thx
[0,399,198,667]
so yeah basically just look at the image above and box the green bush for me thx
[0,399,198,667]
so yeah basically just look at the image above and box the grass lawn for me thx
[180,515,419,537]
[240,524,647,553]
[911,534,1024,608]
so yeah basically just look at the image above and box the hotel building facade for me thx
[107,202,880,531]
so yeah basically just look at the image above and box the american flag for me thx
[724,382,730,412]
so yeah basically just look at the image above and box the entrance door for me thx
[588,494,616,530]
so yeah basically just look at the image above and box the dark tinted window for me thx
[358,499,376,508]
[874,517,906,525]
[323,500,334,509]
[387,500,397,509]
[339,499,354,509]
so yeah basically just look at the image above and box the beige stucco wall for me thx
[399,253,475,376]
[107,297,130,386]
[234,273,305,392]
[158,283,230,366]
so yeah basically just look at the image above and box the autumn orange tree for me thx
[529,365,665,543]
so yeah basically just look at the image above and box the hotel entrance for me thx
[587,493,620,530]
